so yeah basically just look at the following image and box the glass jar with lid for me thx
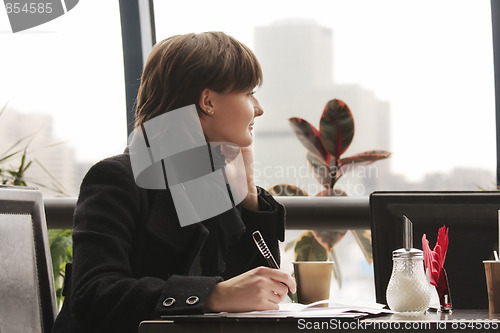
[386,248,432,315]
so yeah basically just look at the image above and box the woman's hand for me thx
[221,144,258,210]
[204,267,296,313]
[238,145,258,210]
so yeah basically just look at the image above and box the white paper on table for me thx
[205,299,393,318]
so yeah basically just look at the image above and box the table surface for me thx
[139,309,500,333]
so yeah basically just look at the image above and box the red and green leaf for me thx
[306,152,332,188]
[316,187,347,196]
[337,150,391,178]
[319,99,354,160]
[289,117,329,163]
[312,230,348,252]
[294,230,329,261]
[267,184,309,197]
[351,230,373,265]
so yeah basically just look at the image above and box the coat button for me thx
[162,297,176,307]
[186,296,199,305]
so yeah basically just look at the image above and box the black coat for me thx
[52,152,285,333]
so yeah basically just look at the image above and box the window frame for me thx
[119,0,500,186]
[118,0,155,136]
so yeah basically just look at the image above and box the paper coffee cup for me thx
[484,260,500,313]
[293,261,333,305]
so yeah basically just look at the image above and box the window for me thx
[0,1,126,196]
[153,0,496,302]
[153,0,495,196]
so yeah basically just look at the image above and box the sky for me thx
[154,0,496,182]
[0,1,127,162]
[0,0,496,182]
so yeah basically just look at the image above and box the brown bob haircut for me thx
[134,31,263,128]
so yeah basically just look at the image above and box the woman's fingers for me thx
[269,289,283,305]
[205,266,295,313]
[262,267,297,294]
[252,267,296,304]
[269,283,289,304]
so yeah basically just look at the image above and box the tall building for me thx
[254,18,336,133]
[255,19,333,88]
[0,107,79,196]
[253,19,392,195]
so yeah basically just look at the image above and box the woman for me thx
[52,32,296,333]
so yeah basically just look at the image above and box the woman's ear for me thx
[199,88,213,113]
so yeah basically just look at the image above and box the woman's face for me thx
[199,88,264,147]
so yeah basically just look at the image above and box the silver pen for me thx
[252,230,294,300]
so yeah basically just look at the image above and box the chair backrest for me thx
[370,191,500,310]
[0,185,57,333]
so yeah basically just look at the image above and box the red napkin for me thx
[422,225,451,309]
[422,225,448,286]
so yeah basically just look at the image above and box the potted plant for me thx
[269,98,391,287]
[0,102,72,309]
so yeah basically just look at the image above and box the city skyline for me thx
[154,0,496,182]
[250,18,495,195]
[0,0,496,195]
[252,18,393,195]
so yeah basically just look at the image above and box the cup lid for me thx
[392,248,423,259]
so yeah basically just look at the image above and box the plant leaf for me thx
[350,230,373,264]
[289,117,329,163]
[306,152,331,188]
[267,184,309,196]
[329,249,342,289]
[48,229,73,279]
[0,132,35,159]
[338,150,391,178]
[0,100,8,117]
[33,158,69,196]
[311,230,347,252]
[316,188,348,196]
[319,99,354,160]
[48,229,73,309]
[0,147,28,165]
[284,239,296,252]
[294,230,329,261]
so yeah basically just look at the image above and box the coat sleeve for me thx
[222,187,286,279]
[69,156,222,333]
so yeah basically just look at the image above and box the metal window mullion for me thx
[119,0,156,137]
[491,0,500,185]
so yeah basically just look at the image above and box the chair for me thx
[0,185,57,333]
[370,191,500,309]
